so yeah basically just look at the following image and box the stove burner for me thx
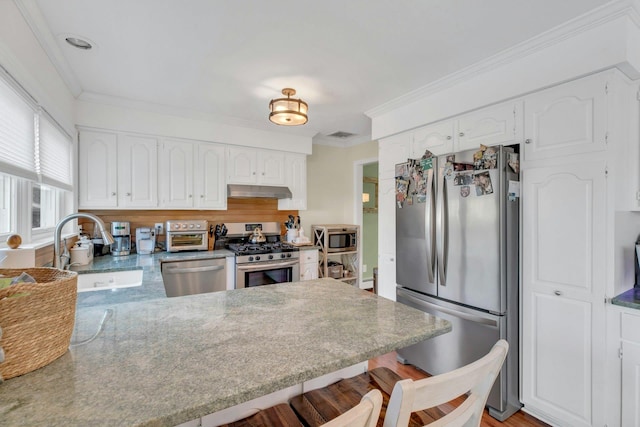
[227,241,296,255]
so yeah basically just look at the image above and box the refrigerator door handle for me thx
[397,288,498,327]
[425,168,436,283]
[437,168,449,286]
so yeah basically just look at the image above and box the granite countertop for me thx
[0,279,451,427]
[612,287,640,310]
[71,250,234,308]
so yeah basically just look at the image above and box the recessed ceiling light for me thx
[65,37,92,50]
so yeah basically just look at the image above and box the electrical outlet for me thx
[155,223,164,235]
[362,264,367,273]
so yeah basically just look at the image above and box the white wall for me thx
[76,100,312,154]
[0,1,75,133]
[304,141,377,229]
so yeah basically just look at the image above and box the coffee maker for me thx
[111,221,131,256]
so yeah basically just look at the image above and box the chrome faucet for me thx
[54,213,115,269]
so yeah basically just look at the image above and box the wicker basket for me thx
[0,268,77,380]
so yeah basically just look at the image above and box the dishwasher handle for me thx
[163,265,225,274]
[397,288,498,327]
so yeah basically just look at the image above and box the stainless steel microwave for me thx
[326,228,358,252]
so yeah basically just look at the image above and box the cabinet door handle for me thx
[111,192,116,196]
[446,136,452,140]
[188,194,192,198]
[459,132,465,137]
[525,138,532,144]
[554,290,562,296]
[126,192,131,196]
[200,194,204,198]
[262,172,265,176]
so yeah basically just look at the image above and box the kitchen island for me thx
[0,278,450,427]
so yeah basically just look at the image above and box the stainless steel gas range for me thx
[218,222,299,288]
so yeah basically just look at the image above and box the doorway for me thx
[354,158,379,289]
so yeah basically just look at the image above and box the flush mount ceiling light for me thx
[65,37,92,50]
[269,88,308,126]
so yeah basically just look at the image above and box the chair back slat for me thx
[383,340,508,427]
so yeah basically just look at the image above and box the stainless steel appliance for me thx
[166,220,208,252]
[321,226,358,252]
[220,222,299,288]
[160,256,227,297]
[394,145,521,421]
[136,227,156,255]
[110,221,131,256]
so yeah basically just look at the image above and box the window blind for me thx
[0,78,37,181]
[38,111,72,190]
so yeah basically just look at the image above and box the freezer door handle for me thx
[397,288,498,327]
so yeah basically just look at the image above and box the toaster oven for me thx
[166,220,208,252]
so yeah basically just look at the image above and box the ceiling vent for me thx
[327,131,357,139]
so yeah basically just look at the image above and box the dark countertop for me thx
[0,279,451,427]
[612,287,640,310]
[70,250,234,307]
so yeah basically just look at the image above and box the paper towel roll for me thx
[0,248,36,268]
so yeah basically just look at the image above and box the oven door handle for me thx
[236,260,299,272]
[163,265,224,274]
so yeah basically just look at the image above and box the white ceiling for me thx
[20,0,610,144]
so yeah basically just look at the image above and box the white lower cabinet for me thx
[299,248,319,281]
[522,160,607,426]
[621,312,640,427]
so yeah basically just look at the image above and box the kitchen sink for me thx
[77,270,143,293]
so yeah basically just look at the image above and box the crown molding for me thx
[13,0,83,97]
[366,0,640,119]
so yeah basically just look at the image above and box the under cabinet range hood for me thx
[227,184,292,199]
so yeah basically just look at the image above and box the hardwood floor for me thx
[368,351,549,427]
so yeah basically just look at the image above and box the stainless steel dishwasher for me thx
[160,257,227,297]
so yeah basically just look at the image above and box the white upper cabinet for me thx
[378,132,411,179]
[278,153,307,210]
[78,130,118,208]
[522,73,607,162]
[228,147,286,186]
[159,139,194,208]
[411,121,454,157]
[457,101,522,151]
[79,130,158,209]
[117,135,158,208]
[194,142,226,210]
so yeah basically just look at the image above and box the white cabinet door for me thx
[228,147,258,184]
[523,73,607,162]
[117,135,158,208]
[278,153,307,210]
[259,150,286,186]
[377,177,397,301]
[622,341,640,426]
[299,249,319,281]
[159,139,194,208]
[378,133,411,179]
[78,131,118,208]
[522,160,607,426]
[457,102,521,151]
[411,121,454,157]
[195,143,226,209]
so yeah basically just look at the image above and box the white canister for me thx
[70,245,91,266]
[286,229,298,243]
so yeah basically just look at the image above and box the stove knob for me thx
[248,256,254,262]
[281,254,286,259]
[287,253,292,258]
[268,255,273,260]
[256,256,261,261]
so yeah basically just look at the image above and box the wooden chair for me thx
[219,389,382,427]
[323,389,383,427]
[382,339,509,427]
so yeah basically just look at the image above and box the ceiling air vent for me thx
[327,131,356,139]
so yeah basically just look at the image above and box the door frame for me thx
[353,157,378,289]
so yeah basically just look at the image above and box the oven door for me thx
[236,259,300,288]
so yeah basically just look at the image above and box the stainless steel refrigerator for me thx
[394,145,521,421]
